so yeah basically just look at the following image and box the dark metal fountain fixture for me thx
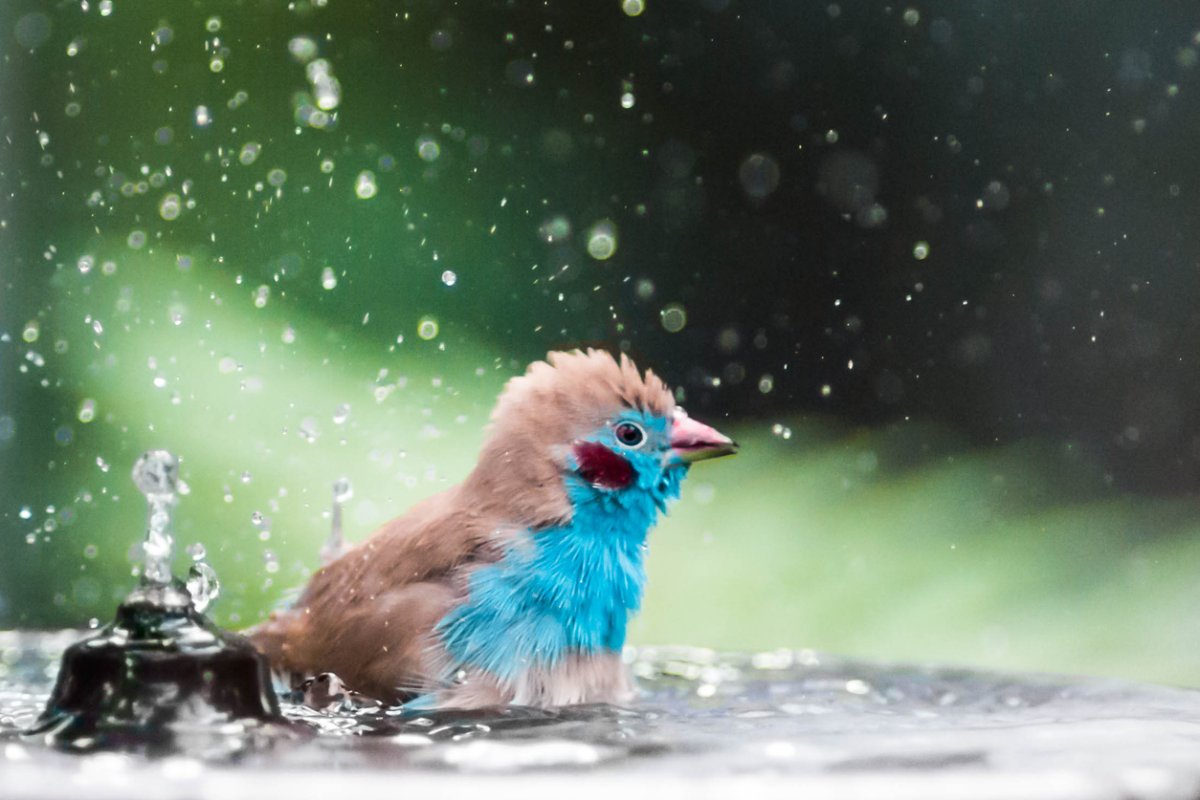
[26,450,284,752]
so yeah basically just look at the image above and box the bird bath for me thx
[4,636,1200,799]
[3,453,1200,799]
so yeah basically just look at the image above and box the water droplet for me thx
[913,241,930,260]
[332,478,353,504]
[416,136,440,162]
[620,92,636,109]
[263,550,280,574]
[18,506,32,520]
[133,450,180,586]
[253,285,270,308]
[306,59,341,110]
[186,542,206,561]
[820,384,833,398]
[354,170,378,199]
[267,168,287,187]
[321,267,338,290]
[77,398,96,423]
[21,321,39,343]
[288,35,318,62]
[205,16,221,32]
[441,270,457,287]
[320,158,335,173]
[158,193,182,221]
[333,403,351,424]
[98,0,113,17]
[77,255,95,274]
[538,215,572,243]
[298,417,320,443]
[239,142,261,165]
[902,8,920,26]
[586,220,618,260]
[661,303,687,333]
[133,450,179,499]
[209,57,224,73]
[758,375,775,394]
[417,316,440,340]
[126,229,146,249]
[194,105,212,127]
[771,423,793,440]
[186,562,219,613]
[738,153,781,200]
[622,0,646,16]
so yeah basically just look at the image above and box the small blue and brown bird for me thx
[249,349,736,708]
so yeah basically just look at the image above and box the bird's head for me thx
[470,349,736,525]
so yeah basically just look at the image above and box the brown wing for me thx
[247,485,504,701]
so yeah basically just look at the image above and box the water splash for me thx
[185,562,220,613]
[321,478,352,565]
[131,450,179,586]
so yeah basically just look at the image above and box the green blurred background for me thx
[3,1,1200,686]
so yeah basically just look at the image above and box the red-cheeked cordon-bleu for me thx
[248,349,736,709]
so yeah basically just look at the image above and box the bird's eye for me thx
[614,421,646,448]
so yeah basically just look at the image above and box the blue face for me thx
[568,409,688,512]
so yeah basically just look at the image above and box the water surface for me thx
[3,631,1200,799]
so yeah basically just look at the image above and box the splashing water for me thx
[4,638,1200,798]
[321,477,353,565]
[131,450,179,586]
[185,562,220,613]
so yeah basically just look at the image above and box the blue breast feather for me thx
[435,447,685,684]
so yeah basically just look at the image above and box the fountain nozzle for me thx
[27,450,285,753]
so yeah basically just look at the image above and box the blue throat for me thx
[436,452,685,683]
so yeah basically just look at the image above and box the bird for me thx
[248,349,737,709]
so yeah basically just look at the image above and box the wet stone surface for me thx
[2,631,1200,799]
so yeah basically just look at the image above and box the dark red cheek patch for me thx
[573,441,635,490]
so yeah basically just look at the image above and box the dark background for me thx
[2,0,1200,679]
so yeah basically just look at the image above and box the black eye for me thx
[614,421,645,448]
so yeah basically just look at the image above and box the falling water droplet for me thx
[322,478,353,566]
[660,303,687,333]
[321,267,338,290]
[354,170,378,199]
[586,220,618,260]
[441,270,458,287]
[622,0,646,16]
[417,316,439,340]
[77,398,96,423]
[239,142,262,165]
[185,562,219,613]
[416,136,440,162]
[158,193,182,221]
[333,403,351,424]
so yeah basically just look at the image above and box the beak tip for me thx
[670,415,739,463]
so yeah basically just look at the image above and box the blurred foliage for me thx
[1,1,1199,688]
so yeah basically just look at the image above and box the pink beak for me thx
[670,411,738,463]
